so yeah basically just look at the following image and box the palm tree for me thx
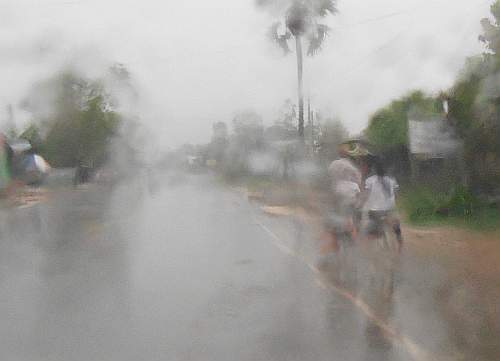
[260,0,337,140]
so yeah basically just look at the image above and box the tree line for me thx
[15,64,135,170]
[365,1,500,193]
[173,100,348,182]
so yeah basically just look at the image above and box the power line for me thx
[332,1,492,83]
[331,10,414,30]
[333,23,415,82]
[331,0,491,30]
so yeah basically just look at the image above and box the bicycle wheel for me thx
[378,225,400,256]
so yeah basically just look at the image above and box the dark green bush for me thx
[444,185,483,217]
[400,185,485,223]
[401,188,445,222]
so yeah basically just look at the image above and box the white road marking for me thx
[253,216,441,361]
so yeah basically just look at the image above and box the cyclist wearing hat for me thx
[323,141,369,252]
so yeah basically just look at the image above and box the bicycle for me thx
[364,210,402,256]
[317,210,360,287]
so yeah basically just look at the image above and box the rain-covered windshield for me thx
[1,1,500,360]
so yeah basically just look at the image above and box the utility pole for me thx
[307,98,311,126]
[296,36,304,141]
[5,104,16,138]
[307,97,311,155]
[310,108,314,155]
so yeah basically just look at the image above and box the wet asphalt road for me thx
[1,172,499,361]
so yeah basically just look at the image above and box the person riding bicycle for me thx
[363,160,403,252]
[324,141,369,252]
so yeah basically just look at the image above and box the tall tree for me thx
[479,0,500,66]
[318,117,347,162]
[209,122,229,163]
[365,90,443,151]
[232,110,265,149]
[21,70,122,167]
[258,0,337,140]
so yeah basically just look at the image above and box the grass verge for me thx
[399,186,500,232]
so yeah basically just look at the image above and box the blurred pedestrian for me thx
[0,133,13,197]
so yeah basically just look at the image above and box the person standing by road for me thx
[0,133,12,196]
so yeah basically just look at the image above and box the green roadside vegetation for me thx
[399,186,500,232]
[366,2,500,233]
[241,175,276,194]
[18,64,136,169]
[189,2,500,236]
[215,171,273,191]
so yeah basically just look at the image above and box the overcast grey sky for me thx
[0,0,492,147]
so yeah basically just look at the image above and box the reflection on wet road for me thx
[0,172,499,361]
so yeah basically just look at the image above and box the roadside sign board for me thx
[408,118,462,158]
